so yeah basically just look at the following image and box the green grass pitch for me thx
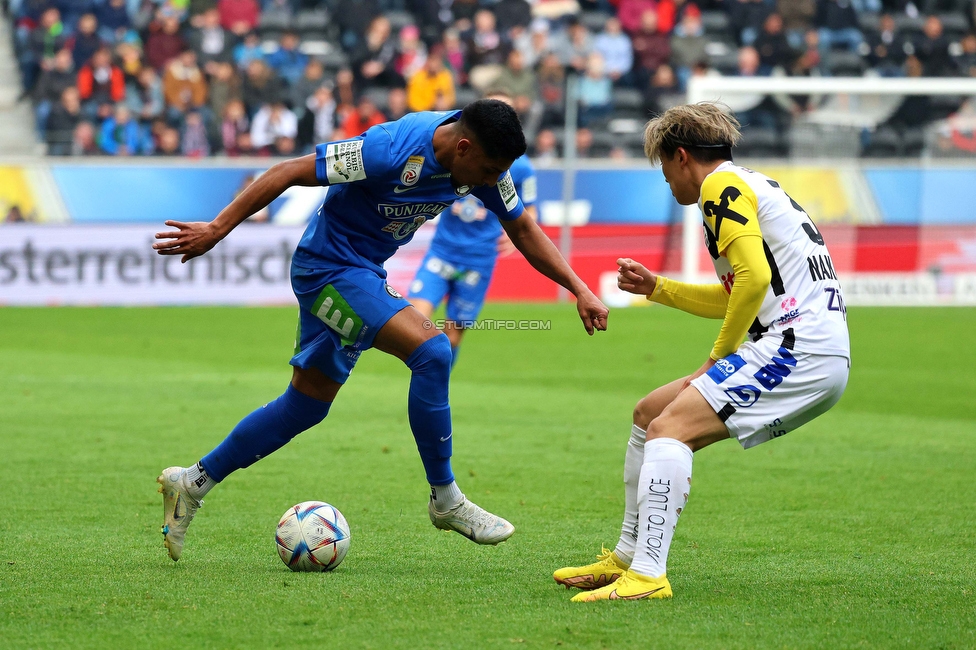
[1,304,974,649]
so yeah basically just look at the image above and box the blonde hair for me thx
[643,102,741,163]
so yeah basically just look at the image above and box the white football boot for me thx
[156,466,202,561]
[428,496,514,545]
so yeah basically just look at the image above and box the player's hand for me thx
[616,257,657,295]
[496,231,517,257]
[153,220,222,263]
[680,358,716,392]
[576,290,609,336]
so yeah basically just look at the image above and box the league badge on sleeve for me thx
[498,171,518,211]
[400,156,424,187]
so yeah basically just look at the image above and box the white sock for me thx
[629,438,693,579]
[183,462,215,501]
[430,481,463,511]
[613,424,647,566]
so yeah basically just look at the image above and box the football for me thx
[275,501,351,572]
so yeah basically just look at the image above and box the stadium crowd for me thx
[7,0,976,157]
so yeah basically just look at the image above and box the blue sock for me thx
[405,333,454,485]
[200,384,332,482]
[450,344,460,369]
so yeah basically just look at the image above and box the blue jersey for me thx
[293,110,525,276]
[428,154,537,268]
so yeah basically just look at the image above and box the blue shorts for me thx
[290,263,410,384]
[407,251,494,325]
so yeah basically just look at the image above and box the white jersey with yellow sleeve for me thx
[698,161,850,359]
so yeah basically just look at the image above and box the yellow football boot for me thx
[570,569,673,602]
[553,547,629,590]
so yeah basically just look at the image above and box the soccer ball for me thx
[275,501,350,572]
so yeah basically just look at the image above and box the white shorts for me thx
[689,329,849,449]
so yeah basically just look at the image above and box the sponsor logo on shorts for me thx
[385,284,403,299]
[707,353,745,384]
[725,385,761,407]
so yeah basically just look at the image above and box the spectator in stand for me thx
[956,33,976,77]
[670,6,706,89]
[554,18,594,74]
[792,28,825,75]
[73,120,100,155]
[594,16,633,85]
[265,31,308,87]
[466,9,509,90]
[452,0,480,31]
[234,31,263,71]
[407,47,455,111]
[866,14,906,77]
[407,0,454,44]
[116,40,144,82]
[396,24,428,81]
[34,48,75,136]
[493,48,536,117]
[494,0,533,33]
[777,0,816,48]
[730,0,774,45]
[632,9,672,89]
[100,104,151,155]
[336,95,385,139]
[334,0,379,50]
[96,0,132,44]
[880,55,931,129]
[441,28,467,84]
[220,99,250,154]
[58,0,96,36]
[387,86,408,120]
[242,59,285,115]
[352,15,403,88]
[297,84,336,152]
[532,128,559,162]
[249,100,297,151]
[181,110,211,156]
[754,12,793,74]
[22,7,67,92]
[537,51,566,127]
[620,0,676,36]
[577,52,613,126]
[126,66,165,122]
[217,0,259,36]
[914,15,952,76]
[575,126,594,157]
[47,86,82,155]
[189,8,234,69]
[155,125,182,155]
[729,45,782,129]
[816,0,863,54]
[78,46,125,111]
[515,18,550,69]
[162,49,209,117]
[333,67,357,121]
[208,60,241,122]
[68,14,102,69]
[291,59,327,114]
[145,10,187,71]
[643,62,680,115]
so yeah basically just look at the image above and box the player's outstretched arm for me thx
[501,214,608,335]
[153,154,318,263]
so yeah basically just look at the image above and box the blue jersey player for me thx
[152,100,609,561]
[408,148,537,367]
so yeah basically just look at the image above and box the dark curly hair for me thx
[458,99,527,162]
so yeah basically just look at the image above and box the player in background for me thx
[408,90,538,367]
[153,100,609,562]
[554,103,850,601]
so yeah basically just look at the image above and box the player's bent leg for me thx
[409,298,436,320]
[443,321,465,368]
[158,368,339,562]
[373,308,514,545]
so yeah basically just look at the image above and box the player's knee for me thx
[405,332,453,374]
[633,395,658,430]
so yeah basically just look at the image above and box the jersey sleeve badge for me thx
[400,155,424,187]
[497,171,518,211]
[325,140,367,184]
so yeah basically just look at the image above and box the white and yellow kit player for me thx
[555,103,851,602]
